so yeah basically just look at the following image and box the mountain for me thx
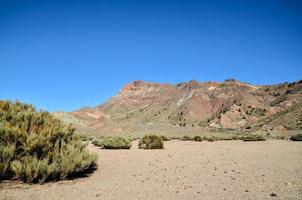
[53,79,302,136]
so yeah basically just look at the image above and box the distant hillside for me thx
[53,79,302,136]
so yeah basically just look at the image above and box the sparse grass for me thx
[102,137,132,149]
[241,135,266,142]
[0,100,97,183]
[138,135,164,149]
[289,134,302,141]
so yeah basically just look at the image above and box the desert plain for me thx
[1,139,301,200]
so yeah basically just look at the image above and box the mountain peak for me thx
[118,80,161,97]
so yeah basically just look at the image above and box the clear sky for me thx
[1,0,301,112]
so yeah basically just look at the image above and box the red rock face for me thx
[54,79,302,135]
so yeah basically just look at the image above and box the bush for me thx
[181,135,193,141]
[194,136,202,142]
[274,135,286,140]
[289,134,302,141]
[159,135,170,141]
[102,137,132,149]
[220,136,233,141]
[0,100,97,183]
[88,135,96,141]
[74,133,89,141]
[231,135,241,140]
[91,138,103,147]
[203,137,217,142]
[207,137,216,142]
[138,135,164,149]
[241,135,266,142]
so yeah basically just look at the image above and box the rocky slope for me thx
[53,79,302,136]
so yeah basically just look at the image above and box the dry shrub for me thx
[241,135,266,142]
[91,138,103,147]
[0,100,96,183]
[138,135,164,149]
[102,137,132,149]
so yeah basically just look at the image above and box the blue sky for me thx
[0,0,301,111]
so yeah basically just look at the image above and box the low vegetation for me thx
[91,138,103,147]
[146,134,270,142]
[88,135,96,141]
[0,100,97,183]
[102,137,132,149]
[74,133,89,141]
[194,136,202,141]
[159,135,170,141]
[289,134,302,141]
[206,137,216,142]
[138,135,164,149]
[241,135,266,142]
[181,135,193,141]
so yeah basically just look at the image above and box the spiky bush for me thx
[289,134,302,141]
[102,137,131,149]
[0,100,97,183]
[138,135,164,149]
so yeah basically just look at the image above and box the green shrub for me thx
[0,100,97,183]
[289,134,302,141]
[102,137,132,149]
[91,138,103,147]
[194,136,202,142]
[241,135,266,142]
[159,135,170,141]
[138,135,164,149]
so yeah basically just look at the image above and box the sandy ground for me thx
[0,140,302,200]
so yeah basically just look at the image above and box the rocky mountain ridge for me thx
[54,79,302,136]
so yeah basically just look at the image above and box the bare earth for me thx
[1,140,302,200]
